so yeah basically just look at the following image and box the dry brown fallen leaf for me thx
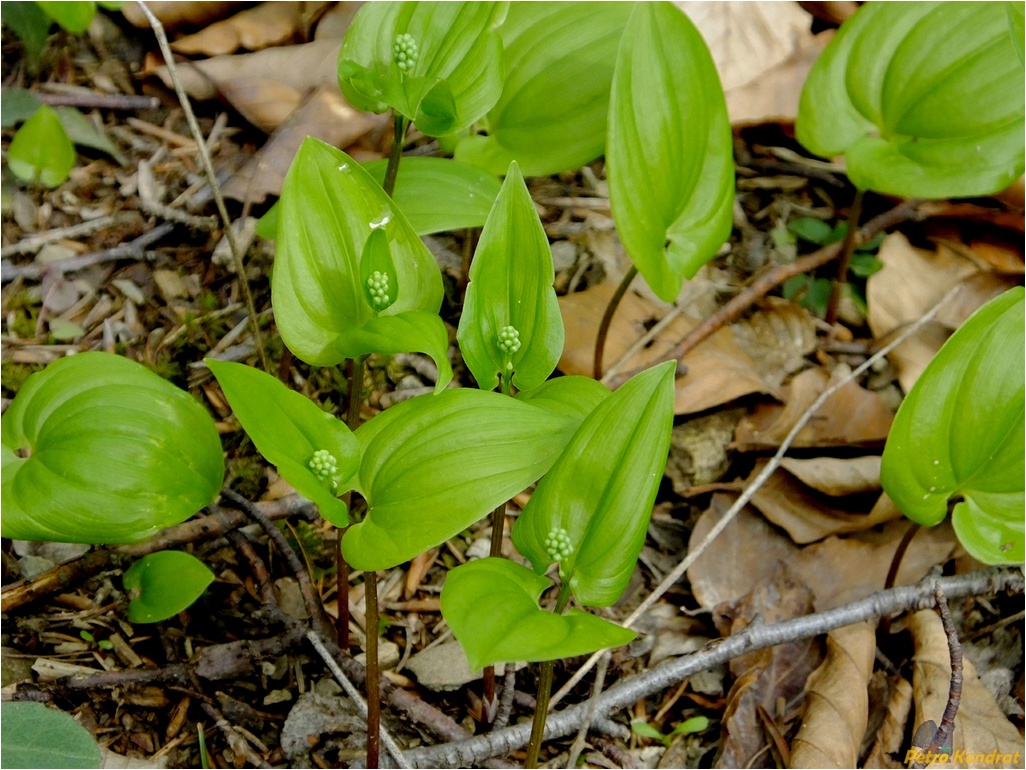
[732,297,819,389]
[780,455,881,496]
[222,85,383,204]
[123,1,239,31]
[687,494,801,610]
[908,610,1023,769]
[558,283,772,414]
[733,365,895,451]
[866,233,1019,392]
[864,674,914,769]
[795,520,959,611]
[171,2,327,57]
[790,621,876,768]
[748,462,898,544]
[715,565,822,769]
[150,39,340,133]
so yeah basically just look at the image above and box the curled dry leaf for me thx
[171,2,326,57]
[715,564,822,769]
[748,461,897,544]
[123,1,239,31]
[864,675,914,769]
[780,456,881,496]
[221,85,383,204]
[733,365,894,451]
[687,494,800,611]
[733,297,819,389]
[790,621,875,769]
[866,233,1019,392]
[559,282,771,413]
[794,519,959,611]
[908,610,1023,767]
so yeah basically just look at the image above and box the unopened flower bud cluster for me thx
[497,325,521,354]
[544,527,574,562]
[367,271,391,310]
[393,33,418,72]
[309,449,338,482]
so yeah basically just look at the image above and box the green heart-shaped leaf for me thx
[607,2,734,303]
[882,287,1024,565]
[1,352,224,544]
[440,558,635,670]
[206,360,358,526]
[513,361,676,606]
[457,162,563,392]
[337,2,506,136]
[273,138,443,366]
[1,702,101,769]
[342,389,577,571]
[36,1,96,34]
[454,2,633,177]
[363,156,502,235]
[123,551,215,623]
[797,2,1025,198]
[7,104,76,188]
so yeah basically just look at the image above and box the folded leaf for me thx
[206,360,357,525]
[335,311,453,393]
[1,352,224,543]
[607,2,734,303]
[458,162,563,392]
[337,2,506,136]
[440,558,635,670]
[363,156,501,235]
[124,551,215,624]
[342,389,576,570]
[454,2,632,176]
[797,2,1025,198]
[513,361,676,606]
[272,138,443,366]
[881,288,1024,564]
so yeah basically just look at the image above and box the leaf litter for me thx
[1,2,1022,768]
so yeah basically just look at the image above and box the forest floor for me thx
[1,4,1023,769]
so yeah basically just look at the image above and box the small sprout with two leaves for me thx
[393,33,418,73]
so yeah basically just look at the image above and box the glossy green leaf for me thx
[6,104,75,187]
[363,156,501,235]
[255,201,279,240]
[1,702,101,769]
[513,361,675,606]
[457,162,563,392]
[206,360,357,526]
[123,551,215,623]
[881,288,1024,565]
[337,2,506,136]
[515,375,610,423]
[797,2,1025,198]
[335,310,453,392]
[2,3,52,65]
[440,558,635,670]
[272,138,443,366]
[454,2,633,177]
[36,1,96,33]
[342,389,577,571]
[607,2,734,303]
[1,352,224,544]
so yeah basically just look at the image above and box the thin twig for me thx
[402,568,1022,768]
[305,630,410,769]
[565,651,610,769]
[1,213,140,258]
[550,281,964,709]
[917,583,963,765]
[492,665,518,732]
[1,223,173,282]
[36,92,161,111]
[135,1,269,373]
[594,265,638,380]
[824,188,865,326]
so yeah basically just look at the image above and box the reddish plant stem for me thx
[824,188,865,326]
[365,569,381,768]
[593,265,638,380]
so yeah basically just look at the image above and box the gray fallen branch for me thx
[402,567,1023,768]
[0,213,139,259]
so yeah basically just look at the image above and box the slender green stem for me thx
[594,265,638,380]
[365,569,381,768]
[524,582,573,768]
[382,113,410,198]
[824,188,865,326]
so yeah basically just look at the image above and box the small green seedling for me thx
[6,104,76,188]
[0,702,101,770]
[882,287,1025,564]
[798,2,1025,198]
[631,715,711,747]
[79,630,114,651]
[123,551,216,624]
[2,352,224,544]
